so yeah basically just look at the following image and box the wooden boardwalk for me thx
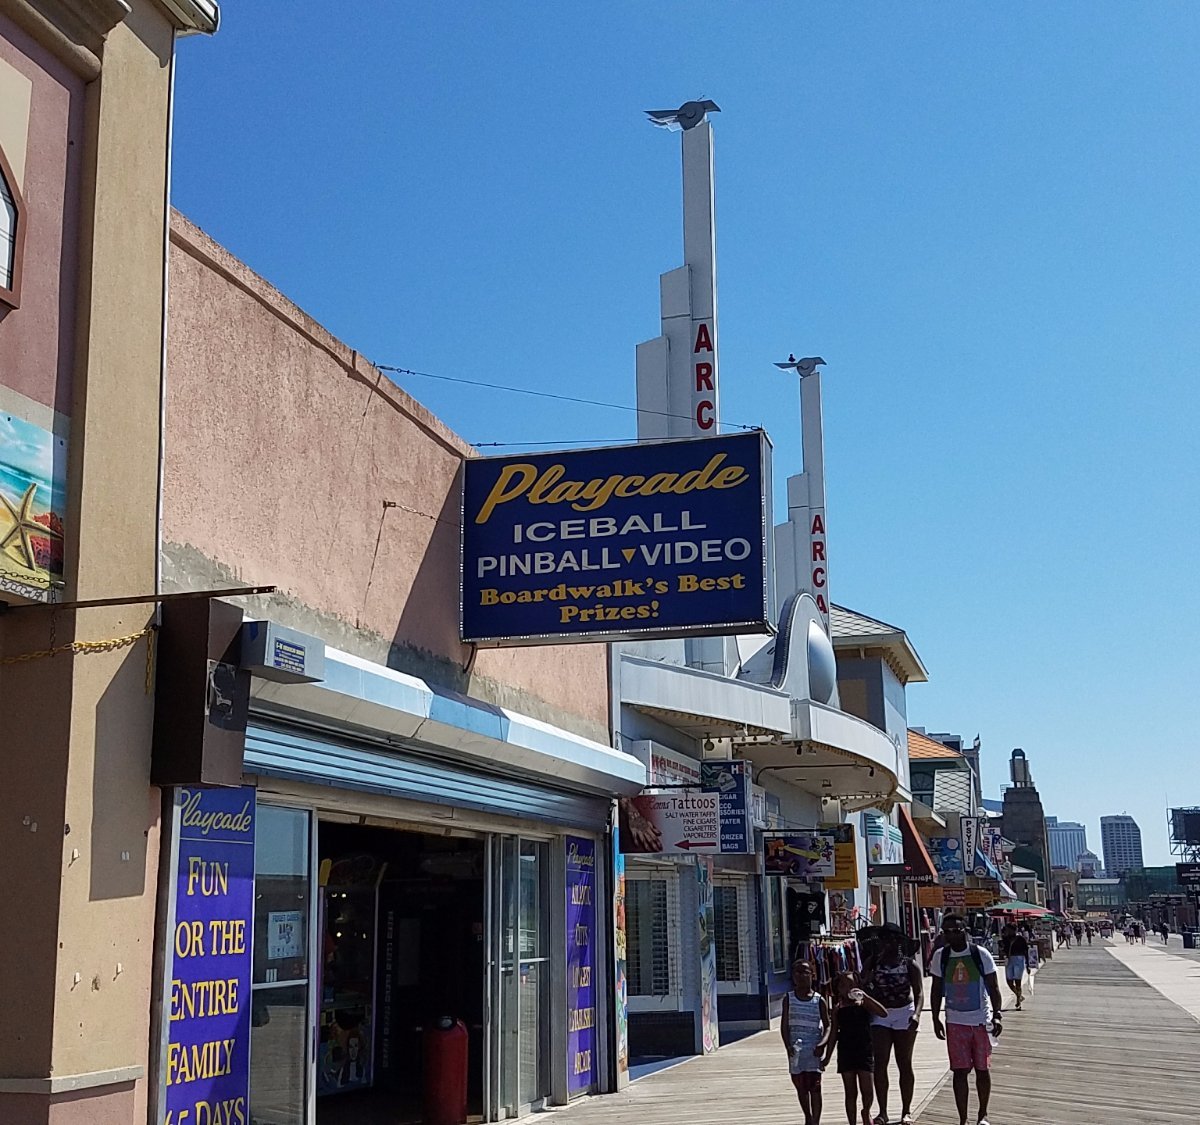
[546,941,1200,1125]
[918,941,1200,1124]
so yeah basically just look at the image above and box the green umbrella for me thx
[986,900,1046,914]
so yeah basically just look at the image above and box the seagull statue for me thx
[774,354,826,378]
[645,99,721,131]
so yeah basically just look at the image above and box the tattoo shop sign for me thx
[460,431,772,645]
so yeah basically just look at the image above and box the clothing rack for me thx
[792,937,863,988]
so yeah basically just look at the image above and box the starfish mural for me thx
[0,482,62,572]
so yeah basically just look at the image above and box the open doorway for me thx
[315,823,485,1125]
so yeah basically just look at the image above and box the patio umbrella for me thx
[986,900,1046,915]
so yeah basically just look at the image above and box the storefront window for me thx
[767,876,788,973]
[626,878,670,996]
[251,805,311,1125]
[713,886,742,982]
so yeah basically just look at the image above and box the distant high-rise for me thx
[1101,815,1144,876]
[1047,819,1089,870]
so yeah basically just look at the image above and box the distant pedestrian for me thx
[783,959,830,1125]
[1073,922,1083,944]
[931,914,1004,1125]
[1085,924,1093,946]
[825,971,887,1125]
[1000,924,1028,1010]
[865,922,923,1125]
[1160,922,1170,943]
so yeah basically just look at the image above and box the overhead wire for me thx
[373,363,761,446]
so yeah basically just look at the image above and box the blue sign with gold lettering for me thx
[162,786,255,1125]
[461,431,772,645]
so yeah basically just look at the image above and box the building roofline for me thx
[156,0,219,33]
[829,603,929,684]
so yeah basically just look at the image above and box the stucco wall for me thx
[163,214,609,743]
[0,9,82,417]
[0,3,175,1123]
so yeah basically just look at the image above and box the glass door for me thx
[487,835,550,1120]
[249,804,314,1125]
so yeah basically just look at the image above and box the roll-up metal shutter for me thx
[244,721,612,832]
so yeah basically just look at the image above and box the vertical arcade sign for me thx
[159,786,255,1125]
[565,837,597,1095]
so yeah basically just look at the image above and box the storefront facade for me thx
[149,664,640,1125]
[145,214,646,1123]
[0,5,218,1124]
[614,591,911,1062]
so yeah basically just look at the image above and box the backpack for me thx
[935,942,985,978]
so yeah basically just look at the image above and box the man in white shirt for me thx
[930,914,1004,1125]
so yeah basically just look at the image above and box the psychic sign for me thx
[160,786,256,1125]
[460,430,772,644]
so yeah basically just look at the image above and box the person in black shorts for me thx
[825,970,888,1125]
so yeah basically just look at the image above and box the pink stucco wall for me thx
[0,11,83,416]
[163,213,609,740]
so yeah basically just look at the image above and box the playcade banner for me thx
[158,786,256,1125]
[461,431,772,645]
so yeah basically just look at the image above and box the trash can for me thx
[424,1017,469,1125]
[1183,931,1196,950]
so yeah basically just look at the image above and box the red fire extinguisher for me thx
[423,1016,469,1125]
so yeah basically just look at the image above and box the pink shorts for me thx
[946,1023,991,1071]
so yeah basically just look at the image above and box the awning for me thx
[898,804,939,883]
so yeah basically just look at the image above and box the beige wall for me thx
[163,214,610,743]
[0,3,177,1124]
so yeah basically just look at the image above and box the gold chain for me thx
[0,625,158,695]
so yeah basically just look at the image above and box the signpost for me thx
[927,837,966,885]
[618,791,720,855]
[461,431,772,645]
[700,760,752,855]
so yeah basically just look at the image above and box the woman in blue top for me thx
[782,960,830,1125]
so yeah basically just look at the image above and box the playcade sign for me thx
[461,430,772,644]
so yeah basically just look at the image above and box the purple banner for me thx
[164,786,256,1125]
[566,836,597,1095]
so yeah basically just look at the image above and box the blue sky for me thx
[172,3,1199,865]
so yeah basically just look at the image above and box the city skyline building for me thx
[1101,814,1145,876]
[1047,817,1089,870]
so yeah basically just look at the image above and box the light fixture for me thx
[821,779,832,788]
[703,738,715,753]
[869,767,875,778]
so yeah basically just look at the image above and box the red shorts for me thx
[946,1023,991,1071]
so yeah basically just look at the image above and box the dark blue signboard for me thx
[461,431,772,644]
[162,786,256,1125]
[701,761,752,854]
[565,837,597,1095]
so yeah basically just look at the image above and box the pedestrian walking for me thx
[824,971,888,1125]
[1085,923,1092,945]
[783,960,830,1125]
[865,922,923,1125]
[1160,922,1170,943]
[930,914,1004,1125]
[1073,922,1083,944]
[1000,924,1028,1010]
